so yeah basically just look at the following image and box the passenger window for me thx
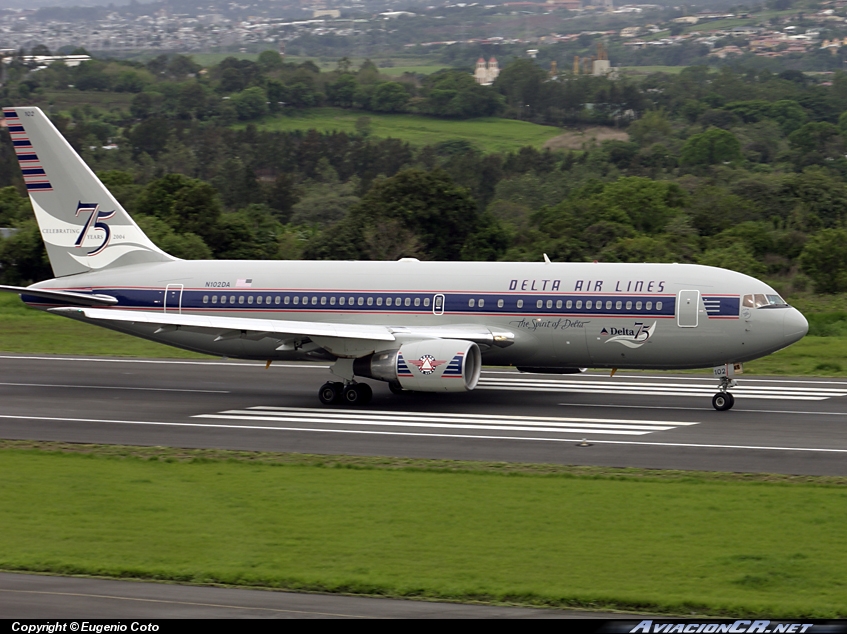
[586,300,592,309]
[321,296,327,305]
[605,300,612,310]
[469,299,475,308]
[230,296,236,304]
[293,296,299,305]
[546,300,552,308]
[415,297,421,307]
[497,299,504,308]
[566,300,573,309]
[311,296,318,305]
[203,295,209,304]
[424,298,430,307]
[754,294,768,308]
[303,296,308,305]
[283,296,289,305]
[742,295,755,308]
[339,297,345,306]
[376,297,382,306]
[517,299,524,308]
[220,296,226,304]
[367,297,373,306]
[239,296,245,305]
[386,297,392,306]
[404,297,411,307]
[256,296,262,305]
[275,296,281,305]
[646,301,653,310]
[625,301,631,310]
[556,300,562,309]
[615,301,622,310]
[357,297,364,306]
[656,301,663,310]
[635,301,642,310]
[348,297,354,305]
[266,296,271,304]
[247,296,254,305]
[330,296,336,305]
[576,300,582,309]
[211,296,217,304]
[537,300,543,308]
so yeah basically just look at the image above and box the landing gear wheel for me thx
[343,383,373,406]
[712,392,735,411]
[318,382,343,405]
[388,382,406,395]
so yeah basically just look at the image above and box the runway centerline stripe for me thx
[244,406,695,425]
[479,386,828,400]
[480,378,847,394]
[0,382,228,393]
[0,355,329,369]
[194,413,658,435]
[560,403,847,416]
[1,414,845,454]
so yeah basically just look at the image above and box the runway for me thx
[0,572,620,619]
[1,354,846,475]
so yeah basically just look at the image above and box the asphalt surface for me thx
[0,573,622,619]
[3,354,846,618]
[1,354,846,476]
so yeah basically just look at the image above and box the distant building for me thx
[313,9,340,18]
[474,57,500,85]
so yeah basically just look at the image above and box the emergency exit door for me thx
[677,290,700,328]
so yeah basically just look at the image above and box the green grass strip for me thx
[244,108,564,154]
[1,441,846,617]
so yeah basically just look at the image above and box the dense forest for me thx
[3,52,847,300]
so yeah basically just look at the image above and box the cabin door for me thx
[164,284,184,314]
[677,290,700,328]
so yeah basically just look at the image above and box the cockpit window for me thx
[742,293,788,309]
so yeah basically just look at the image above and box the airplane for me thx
[0,106,809,410]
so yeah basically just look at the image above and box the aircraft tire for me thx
[712,392,734,411]
[318,382,343,405]
[344,383,372,406]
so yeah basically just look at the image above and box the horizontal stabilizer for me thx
[0,285,118,306]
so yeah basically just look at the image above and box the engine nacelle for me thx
[353,339,481,392]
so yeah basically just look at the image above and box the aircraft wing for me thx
[0,285,118,306]
[49,307,515,357]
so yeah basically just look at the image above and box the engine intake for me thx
[353,339,481,392]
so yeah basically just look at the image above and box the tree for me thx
[257,49,283,72]
[233,87,268,120]
[680,128,742,166]
[369,82,409,113]
[799,229,847,293]
[0,221,51,285]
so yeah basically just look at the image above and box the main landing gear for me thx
[318,381,373,406]
[712,376,737,411]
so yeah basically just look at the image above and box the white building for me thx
[474,56,500,85]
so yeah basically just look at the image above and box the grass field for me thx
[0,442,845,616]
[247,108,563,153]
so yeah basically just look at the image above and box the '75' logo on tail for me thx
[74,202,115,256]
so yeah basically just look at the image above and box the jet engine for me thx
[353,339,481,392]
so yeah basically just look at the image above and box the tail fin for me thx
[3,106,174,277]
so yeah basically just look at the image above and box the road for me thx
[1,354,846,476]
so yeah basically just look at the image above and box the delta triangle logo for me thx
[600,328,609,336]
[408,354,447,375]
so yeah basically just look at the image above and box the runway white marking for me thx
[478,377,847,401]
[193,406,697,436]
[562,403,847,416]
[0,355,329,369]
[0,382,228,393]
[1,414,846,454]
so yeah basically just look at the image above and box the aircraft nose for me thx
[784,308,809,342]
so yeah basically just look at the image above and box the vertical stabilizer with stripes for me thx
[3,106,174,277]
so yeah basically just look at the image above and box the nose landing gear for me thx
[712,376,737,411]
